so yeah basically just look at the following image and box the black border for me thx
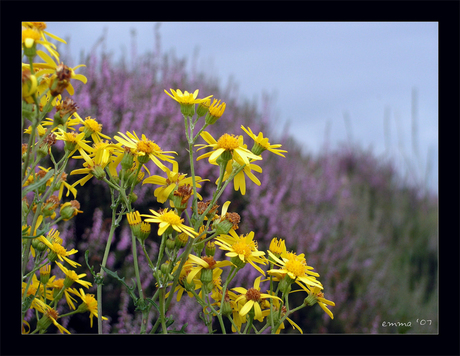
[3,1,458,356]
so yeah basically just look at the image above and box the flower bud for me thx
[32,237,47,252]
[166,238,176,252]
[39,265,51,286]
[196,98,211,118]
[205,99,226,125]
[205,241,216,257]
[128,192,138,204]
[175,233,189,249]
[127,211,142,238]
[138,222,151,244]
[161,261,171,275]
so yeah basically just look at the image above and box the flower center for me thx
[22,28,41,42]
[53,243,67,257]
[46,308,59,320]
[217,134,240,150]
[66,132,79,143]
[284,259,306,278]
[161,211,183,225]
[137,139,160,154]
[232,240,252,258]
[202,256,216,268]
[84,118,102,133]
[246,288,261,302]
[67,270,79,281]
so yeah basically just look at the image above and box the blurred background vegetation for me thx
[41,30,437,334]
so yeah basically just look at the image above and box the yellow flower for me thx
[32,298,71,334]
[70,146,110,187]
[268,237,287,258]
[54,129,93,157]
[165,88,213,116]
[165,88,212,105]
[22,22,66,60]
[76,288,109,328]
[305,286,335,319]
[186,254,234,284]
[113,131,177,169]
[205,98,226,125]
[214,229,267,275]
[77,115,112,142]
[267,250,322,289]
[32,50,87,96]
[220,158,262,196]
[37,235,81,268]
[232,276,282,321]
[55,262,92,289]
[59,200,83,221]
[141,208,198,238]
[241,125,287,157]
[196,131,262,166]
[143,161,208,204]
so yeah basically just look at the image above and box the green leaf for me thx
[22,169,55,197]
[101,266,138,303]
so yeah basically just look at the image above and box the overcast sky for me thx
[48,22,438,193]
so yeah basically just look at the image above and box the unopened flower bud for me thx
[39,265,51,286]
[166,238,176,251]
[205,99,226,125]
[196,98,211,118]
[127,211,142,238]
[175,233,189,249]
[205,241,216,256]
[161,261,171,275]
[138,222,151,243]
[32,237,47,252]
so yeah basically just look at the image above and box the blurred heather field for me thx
[37,31,437,334]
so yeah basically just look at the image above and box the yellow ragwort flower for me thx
[76,288,109,327]
[267,250,322,289]
[55,262,92,289]
[196,131,262,166]
[141,208,198,238]
[22,22,66,60]
[143,161,208,204]
[232,276,282,321]
[214,229,267,275]
[241,125,287,157]
[113,131,177,169]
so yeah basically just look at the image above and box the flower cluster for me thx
[22,23,335,335]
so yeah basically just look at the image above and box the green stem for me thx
[96,195,120,334]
